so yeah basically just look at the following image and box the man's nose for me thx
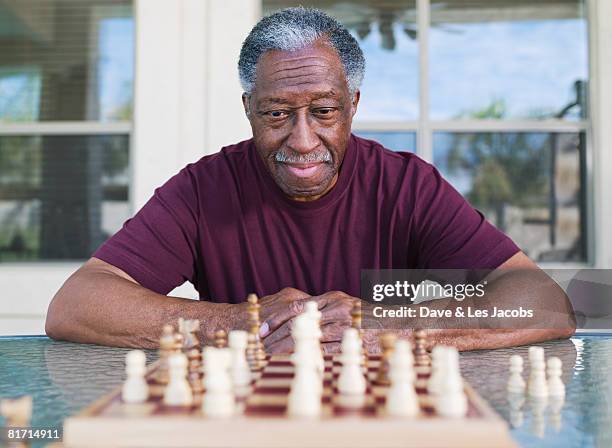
[286,111,320,154]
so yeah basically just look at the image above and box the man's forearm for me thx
[46,262,244,348]
[362,269,576,352]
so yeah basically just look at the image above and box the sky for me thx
[354,17,588,122]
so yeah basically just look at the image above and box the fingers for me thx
[320,320,351,343]
[321,342,341,354]
[259,287,311,335]
[263,319,293,347]
[264,332,294,354]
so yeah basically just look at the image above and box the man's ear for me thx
[242,93,251,118]
[351,90,360,117]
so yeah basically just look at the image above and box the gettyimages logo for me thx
[360,269,578,330]
[371,280,486,302]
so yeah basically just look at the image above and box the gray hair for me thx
[238,7,365,95]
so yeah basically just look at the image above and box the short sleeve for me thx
[412,163,520,270]
[93,166,200,295]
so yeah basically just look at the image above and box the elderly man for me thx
[45,8,575,352]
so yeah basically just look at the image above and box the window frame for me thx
[351,0,595,268]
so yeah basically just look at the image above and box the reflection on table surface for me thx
[0,335,610,448]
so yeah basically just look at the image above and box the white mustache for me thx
[275,149,332,164]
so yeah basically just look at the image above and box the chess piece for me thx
[187,348,204,399]
[549,395,564,432]
[386,340,418,417]
[507,392,525,428]
[337,328,366,395]
[163,353,193,406]
[528,347,548,398]
[292,312,324,376]
[247,294,266,369]
[434,347,467,417]
[507,355,526,394]
[288,347,322,417]
[351,301,367,368]
[246,333,258,370]
[121,350,149,403]
[0,395,32,427]
[374,332,397,385]
[179,319,201,351]
[229,330,252,388]
[547,357,565,398]
[428,345,453,395]
[529,395,548,438]
[173,332,184,353]
[413,329,430,367]
[155,324,176,384]
[202,347,235,417]
[215,329,228,349]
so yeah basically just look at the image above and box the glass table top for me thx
[1,335,611,448]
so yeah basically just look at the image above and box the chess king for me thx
[45,8,575,353]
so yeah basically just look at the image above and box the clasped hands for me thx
[248,287,377,354]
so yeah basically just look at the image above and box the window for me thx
[262,0,589,263]
[0,0,134,261]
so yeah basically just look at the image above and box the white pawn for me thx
[435,348,467,418]
[529,396,548,438]
[337,329,366,395]
[528,347,548,398]
[427,345,449,395]
[507,355,526,393]
[386,340,418,417]
[547,357,565,398]
[287,353,322,417]
[228,330,251,388]
[121,350,149,403]
[163,353,193,406]
[507,392,525,428]
[202,347,235,417]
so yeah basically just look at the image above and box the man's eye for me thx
[267,110,288,118]
[314,108,335,116]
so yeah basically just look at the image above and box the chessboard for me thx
[63,353,517,448]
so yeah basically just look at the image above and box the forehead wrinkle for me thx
[269,62,330,77]
[257,90,339,108]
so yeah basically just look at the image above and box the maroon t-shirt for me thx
[94,135,519,302]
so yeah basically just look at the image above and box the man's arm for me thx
[45,258,245,348]
[262,252,576,353]
[46,258,313,348]
[409,251,577,351]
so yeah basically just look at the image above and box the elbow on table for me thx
[45,294,71,341]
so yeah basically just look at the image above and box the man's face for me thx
[243,40,359,201]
